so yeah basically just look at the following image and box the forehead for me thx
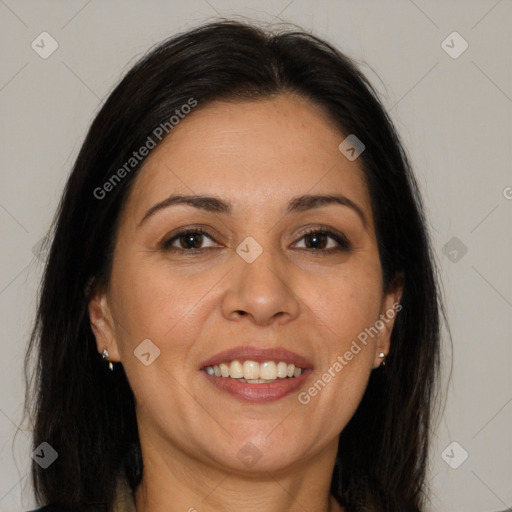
[122,94,373,225]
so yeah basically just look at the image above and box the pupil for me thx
[306,233,327,249]
[181,233,202,249]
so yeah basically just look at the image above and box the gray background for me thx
[1,1,511,511]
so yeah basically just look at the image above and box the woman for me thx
[24,20,442,512]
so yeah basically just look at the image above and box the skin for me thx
[88,94,402,512]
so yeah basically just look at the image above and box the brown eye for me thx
[303,232,329,249]
[162,229,218,252]
[294,229,351,251]
[178,232,205,249]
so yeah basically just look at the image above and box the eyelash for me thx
[160,226,351,255]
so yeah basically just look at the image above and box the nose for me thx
[221,243,300,326]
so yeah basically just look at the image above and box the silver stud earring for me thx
[378,352,386,367]
[102,348,114,371]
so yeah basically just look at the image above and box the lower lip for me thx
[201,369,312,403]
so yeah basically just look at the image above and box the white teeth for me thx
[219,363,230,377]
[229,360,244,379]
[276,361,288,378]
[243,360,259,380]
[205,360,304,381]
[260,361,277,380]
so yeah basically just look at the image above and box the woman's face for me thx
[89,94,401,474]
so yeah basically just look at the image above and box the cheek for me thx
[300,263,383,345]
[109,263,209,414]
[295,265,382,416]
[110,257,214,343]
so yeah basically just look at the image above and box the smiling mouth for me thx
[202,359,304,383]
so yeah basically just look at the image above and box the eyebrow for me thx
[137,193,367,228]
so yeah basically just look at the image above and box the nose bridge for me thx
[221,234,300,324]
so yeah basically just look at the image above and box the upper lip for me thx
[199,345,314,370]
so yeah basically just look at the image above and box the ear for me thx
[87,283,121,362]
[372,274,404,369]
